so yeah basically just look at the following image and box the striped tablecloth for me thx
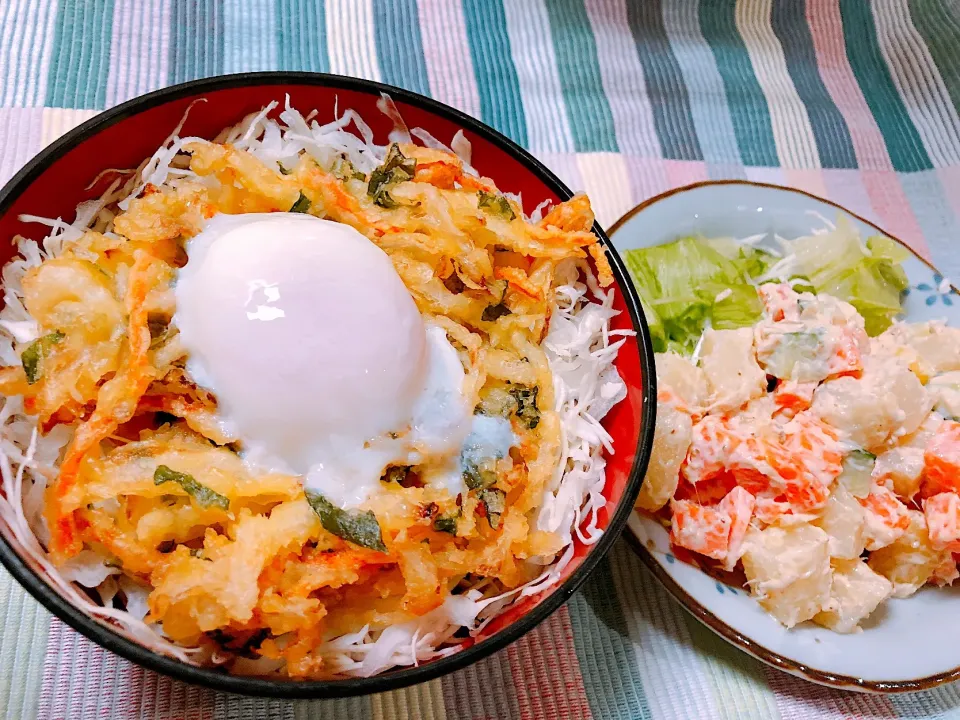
[2,1,960,718]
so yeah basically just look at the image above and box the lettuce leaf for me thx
[783,219,908,335]
[624,237,768,353]
[623,219,909,355]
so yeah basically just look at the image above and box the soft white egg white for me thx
[174,213,513,508]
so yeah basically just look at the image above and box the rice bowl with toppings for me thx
[0,88,641,682]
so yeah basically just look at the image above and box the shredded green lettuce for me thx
[624,217,910,354]
[624,237,771,354]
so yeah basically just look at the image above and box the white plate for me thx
[608,180,960,693]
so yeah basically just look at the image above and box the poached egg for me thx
[174,213,512,508]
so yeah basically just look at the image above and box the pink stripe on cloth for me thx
[663,160,708,189]
[506,606,593,720]
[40,619,215,720]
[807,0,894,171]
[860,170,930,258]
[621,156,670,206]
[821,169,878,223]
[783,168,829,199]
[764,665,898,719]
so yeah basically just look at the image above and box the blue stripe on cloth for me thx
[626,0,703,162]
[900,170,960,281]
[0,0,58,107]
[568,555,652,720]
[543,0,620,152]
[276,0,329,72]
[45,0,115,109]
[839,0,932,172]
[373,0,430,97]
[462,0,529,147]
[660,0,742,166]
[223,0,278,73]
[168,0,225,83]
[698,0,779,167]
[770,0,857,169]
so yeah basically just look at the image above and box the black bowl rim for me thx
[0,71,658,699]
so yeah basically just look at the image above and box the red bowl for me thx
[0,73,657,698]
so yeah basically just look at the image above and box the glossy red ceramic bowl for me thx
[0,73,657,698]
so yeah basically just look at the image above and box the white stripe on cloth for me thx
[416,0,482,119]
[608,546,724,720]
[0,0,57,107]
[224,0,279,73]
[40,108,98,148]
[874,0,960,167]
[0,108,45,185]
[582,0,662,158]
[326,0,381,82]
[105,0,171,107]
[575,152,633,231]
[735,0,820,170]
[501,0,574,155]
[0,568,50,720]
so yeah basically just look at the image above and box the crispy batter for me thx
[19,137,608,677]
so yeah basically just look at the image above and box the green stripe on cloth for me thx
[626,0,703,161]
[45,0,115,109]
[0,569,50,720]
[699,0,779,167]
[839,0,932,172]
[293,698,372,720]
[276,0,329,72]
[462,0,528,147]
[908,0,960,116]
[168,0,225,83]
[373,0,430,97]
[770,0,857,169]
[569,556,652,720]
[543,0,619,153]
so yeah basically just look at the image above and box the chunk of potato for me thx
[875,321,960,382]
[741,524,831,628]
[875,412,943,500]
[699,328,766,413]
[812,358,930,451]
[868,509,945,598]
[812,484,866,559]
[655,352,707,411]
[813,559,892,633]
[636,401,692,512]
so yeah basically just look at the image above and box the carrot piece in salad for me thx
[718,486,756,571]
[669,500,732,561]
[773,380,817,415]
[923,492,960,552]
[859,485,911,551]
[923,420,960,498]
[825,327,863,378]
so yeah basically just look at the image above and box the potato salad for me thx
[639,281,960,633]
